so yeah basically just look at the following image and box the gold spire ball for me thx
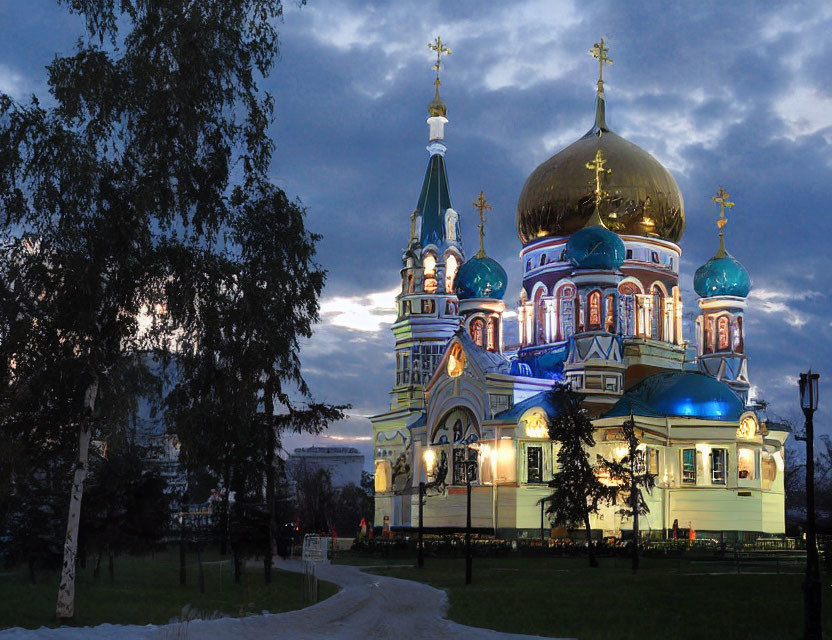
[428,36,450,117]
[472,191,493,258]
[515,38,685,245]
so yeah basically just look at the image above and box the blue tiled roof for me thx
[605,371,744,422]
[494,390,562,422]
[416,153,459,249]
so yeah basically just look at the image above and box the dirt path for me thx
[0,559,571,639]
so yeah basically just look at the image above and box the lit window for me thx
[682,448,696,484]
[447,343,465,377]
[486,317,496,351]
[718,316,730,351]
[738,448,755,480]
[605,294,616,333]
[445,254,458,293]
[647,448,660,475]
[423,254,437,293]
[471,318,484,346]
[421,299,435,314]
[588,291,601,329]
[711,448,727,484]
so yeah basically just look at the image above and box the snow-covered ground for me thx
[1,559,572,639]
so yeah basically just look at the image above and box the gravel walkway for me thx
[1,559,571,639]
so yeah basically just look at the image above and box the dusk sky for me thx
[2,1,831,466]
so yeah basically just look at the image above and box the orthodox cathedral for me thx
[370,39,788,541]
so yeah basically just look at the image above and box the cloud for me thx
[0,63,27,99]
[319,286,398,332]
[746,288,822,329]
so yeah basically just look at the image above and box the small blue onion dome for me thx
[694,252,750,298]
[454,255,507,300]
[564,224,625,270]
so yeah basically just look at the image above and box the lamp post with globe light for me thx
[798,370,821,640]
[418,447,445,569]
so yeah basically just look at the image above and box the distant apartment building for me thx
[286,446,365,488]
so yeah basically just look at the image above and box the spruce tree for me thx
[544,384,612,567]
[602,414,656,571]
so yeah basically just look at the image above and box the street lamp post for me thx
[419,448,444,570]
[418,481,425,569]
[465,462,473,585]
[799,370,821,640]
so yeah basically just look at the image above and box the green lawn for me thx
[0,548,338,630]
[368,554,829,640]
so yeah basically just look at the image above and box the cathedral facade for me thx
[370,40,788,541]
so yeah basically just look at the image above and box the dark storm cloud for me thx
[3,0,832,438]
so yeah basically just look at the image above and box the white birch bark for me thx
[55,378,98,619]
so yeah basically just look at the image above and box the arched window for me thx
[534,288,546,344]
[407,273,414,293]
[605,294,616,333]
[471,318,485,346]
[588,291,601,329]
[577,295,584,333]
[487,317,498,351]
[423,253,437,293]
[651,286,664,340]
[421,299,435,314]
[618,282,639,337]
[445,254,459,293]
[557,284,576,341]
[718,316,730,351]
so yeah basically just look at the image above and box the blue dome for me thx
[565,224,625,270]
[454,255,507,300]
[605,371,744,422]
[693,253,750,298]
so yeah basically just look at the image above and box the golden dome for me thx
[516,96,685,245]
[428,79,447,117]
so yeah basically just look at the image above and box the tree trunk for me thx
[56,377,98,620]
[197,545,205,594]
[108,550,114,584]
[584,513,597,568]
[220,462,231,556]
[93,552,101,579]
[28,556,36,585]
[234,547,242,585]
[263,377,276,585]
[631,475,639,572]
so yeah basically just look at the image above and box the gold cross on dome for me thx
[473,191,492,258]
[589,38,613,92]
[429,36,451,80]
[712,187,734,230]
[586,149,612,208]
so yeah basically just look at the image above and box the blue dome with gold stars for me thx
[454,255,507,300]
[564,224,625,270]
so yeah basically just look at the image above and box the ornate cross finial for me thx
[429,36,451,82]
[589,38,613,93]
[473,191,492,258]
[586,149,612,209]
[712,187,734,230]
[712,187,735,257]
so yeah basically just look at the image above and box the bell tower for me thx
[694,188,751,404]
[387,36,464,413]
